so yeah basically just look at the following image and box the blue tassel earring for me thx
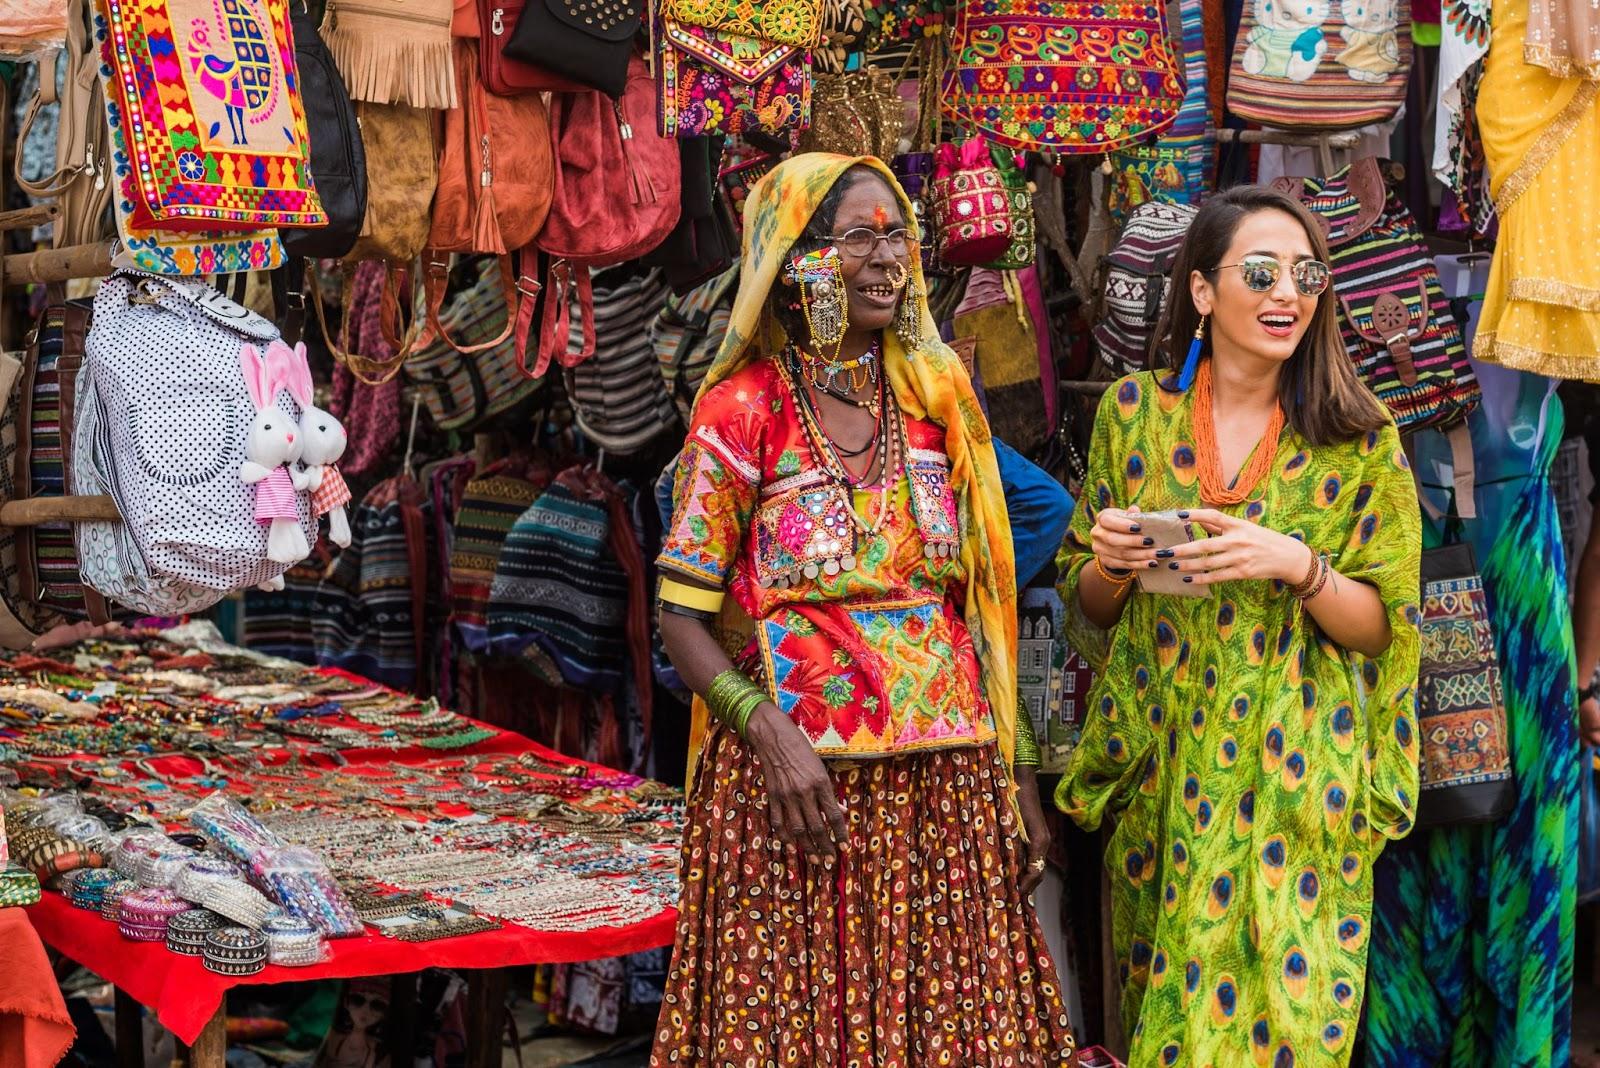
[1178,314,1207,391]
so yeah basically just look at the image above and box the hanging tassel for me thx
[616,101,657,206]
[1178,316,1205,391]
[472,134,506,254]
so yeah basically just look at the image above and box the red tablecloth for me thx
[14,664,680,1045]
[27,884,674,1044]
[0,908,75,1068]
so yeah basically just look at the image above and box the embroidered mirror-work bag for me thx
[1415,542,1514,828]
[939,0,1185,153]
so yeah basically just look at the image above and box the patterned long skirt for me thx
[650,728,1076,1067]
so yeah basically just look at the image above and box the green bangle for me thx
[707,669,768,737]
[1013,695,1041,766]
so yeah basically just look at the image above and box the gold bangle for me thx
[1014,696,1041,766]
[660,577,726,614]
[1093,555,1135,591]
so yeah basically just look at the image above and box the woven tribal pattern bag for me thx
[1093,199,1198,375]
[1273,159,1479,434]
[939,0,1185,153]
[1227,0,1412,131]
[565,269,679,455]
[1109,0,1214,222]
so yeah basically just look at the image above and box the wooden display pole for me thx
[0,241,114,288]
[1217,128,1365,179]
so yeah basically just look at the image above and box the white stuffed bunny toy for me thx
[239,343,310,569]
[270,339,353,548]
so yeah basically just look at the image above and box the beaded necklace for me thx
[1191,358,1286,506]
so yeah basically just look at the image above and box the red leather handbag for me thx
[477,0,585,93]
[524,54,682,376]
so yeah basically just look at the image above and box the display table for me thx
[2,625,682,1068]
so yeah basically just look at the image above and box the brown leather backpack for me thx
[424,40,554,356]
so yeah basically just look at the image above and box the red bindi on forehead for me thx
[872,205,890,229]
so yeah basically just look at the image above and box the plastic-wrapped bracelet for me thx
[200,878,275,930]
[263,913,329,967]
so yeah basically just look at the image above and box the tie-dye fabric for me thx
[687,152,1018,781]
[1367,368,1579,1067]
[1054,370,1421,1067]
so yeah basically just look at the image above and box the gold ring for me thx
[1029,858,1047,873]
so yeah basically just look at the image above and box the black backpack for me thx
[282,5,366,258]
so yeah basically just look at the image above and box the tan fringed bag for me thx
[321,0,457,109]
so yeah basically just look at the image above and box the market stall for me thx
[1,623,680,1060]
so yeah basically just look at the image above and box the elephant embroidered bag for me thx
[939,0,1184,153]
[92,0,326,232]
[1227,0,1412,130]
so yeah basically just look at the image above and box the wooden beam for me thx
[114,988,143,1068]
[1,242,113,287]
[0,203,60,233]
[0,496,121,526]
[463,968,510,1068]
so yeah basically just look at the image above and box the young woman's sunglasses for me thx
[1209,255,1332,297]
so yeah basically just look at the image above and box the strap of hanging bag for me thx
[511,245,544,379]
[420,252,521,354]
[523,258,595,379]
[309,262,416,385]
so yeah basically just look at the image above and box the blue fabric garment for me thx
[652,438,1075,591]
[994,437,1074,588]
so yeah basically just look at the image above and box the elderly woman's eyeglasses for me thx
[1209,255,1332,297]
[829,227,916,258]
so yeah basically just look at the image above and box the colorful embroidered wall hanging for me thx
[95,0,326,232]
[939,0,1185,153]
[1108,0,1214,222]
[660,0,824,48]
[656,20,813,137]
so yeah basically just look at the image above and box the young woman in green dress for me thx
[1056,185,1422,1067]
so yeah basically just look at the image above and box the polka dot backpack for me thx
[73,273,316,614]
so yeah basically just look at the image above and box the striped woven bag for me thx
[1226,0,1411,131]
[1274,157,1480,510]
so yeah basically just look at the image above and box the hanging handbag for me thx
[12,0,113,249]
[97,55,284,275]
[643,136,740,294]
[813,0,869,73]
[1415,542,1514,828]
[477,0,584,93]
[404,260,544,431]
[0,342,63,649]
[656,0,820,139]
[931,138,1014,266]
[422,41,553,356]
[281,3,367,259]
[502,0,642,98]
[320,0,456,109]
[1228,0,1411,131]
[794,66,907,159]
[1094,199,1200,375]
[343,103,438,265]
[653,261,739,422]
[985,144,1035,271]
[564,269,679,455]
[939,0,1184,153]
[1109,0,1214,222]
[92,0,326,233]
[1272,159,1480,436]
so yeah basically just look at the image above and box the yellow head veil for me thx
[692,151,1020,777]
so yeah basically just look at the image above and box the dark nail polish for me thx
[1168,561,1180,570]
[1142,537,1154,546]
[1182,576,1194,584]
[1148,560,1158,568]
[1177,510,1190,519]
[1156,548,1174,558]
[1128,523,1141,533]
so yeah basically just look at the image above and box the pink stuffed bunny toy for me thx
[239,343,309,568]
[269,340,353,549]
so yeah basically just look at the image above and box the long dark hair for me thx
[1155,185,1391,446]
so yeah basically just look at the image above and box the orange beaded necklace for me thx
[1191,358,1285,506]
